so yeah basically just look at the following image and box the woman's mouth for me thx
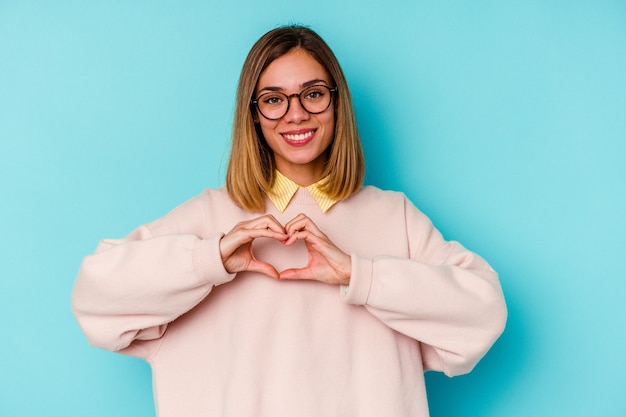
[282,129,316,146]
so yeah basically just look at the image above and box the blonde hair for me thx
[226,25,364,212]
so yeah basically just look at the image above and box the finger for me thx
[284,214,325,239]
[248,259,280,279]
[241,227,288,241]
[247,214,286,234]
[279,267,313,280]
[283,213,308,230]
[230,215,285,234]
[221,227,287,258]
[229,215,288,243]
[283,228,322,246]
[284,228,333,249]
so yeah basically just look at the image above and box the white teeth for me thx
[283,131,314,141]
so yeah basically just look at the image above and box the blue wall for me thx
[1,1,624,416]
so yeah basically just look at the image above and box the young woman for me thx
[72,25,507,417]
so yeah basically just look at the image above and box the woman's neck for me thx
[276,163,325,187]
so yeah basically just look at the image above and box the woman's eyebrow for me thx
[257,79,329,94]
[302,79,328,88]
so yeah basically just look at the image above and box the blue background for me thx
[1,1,625,416]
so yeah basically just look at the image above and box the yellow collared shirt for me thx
[267,170,337,213]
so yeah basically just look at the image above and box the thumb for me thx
[248,259,280,279]
[279,267,313,280]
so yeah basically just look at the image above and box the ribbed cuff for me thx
[192,233,236,286]
[342,253,373,305]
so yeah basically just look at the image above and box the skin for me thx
[219,48,351,286]
[255,48,336,187]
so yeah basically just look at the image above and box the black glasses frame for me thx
[251,85,338,120]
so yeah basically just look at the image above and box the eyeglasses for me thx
[252,85,337,120]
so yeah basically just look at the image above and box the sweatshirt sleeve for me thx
[71,194,235,355]
[343,196,507,377]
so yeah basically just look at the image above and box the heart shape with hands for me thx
[219,213,351,286]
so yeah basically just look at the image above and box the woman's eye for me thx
[304,90,324,100]
[263,95,284,106]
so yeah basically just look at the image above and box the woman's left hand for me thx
[279,213,351,286]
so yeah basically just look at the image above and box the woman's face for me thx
[255,48,335,185]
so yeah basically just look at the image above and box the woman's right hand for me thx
[219,215,288,279]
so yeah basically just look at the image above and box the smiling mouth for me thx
[282,129,316,145]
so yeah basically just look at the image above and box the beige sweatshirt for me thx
[72,185,507,417]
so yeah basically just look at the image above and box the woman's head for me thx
[226,25,364,212]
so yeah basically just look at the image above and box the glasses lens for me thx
[300,85,332,114]
[257,92,288,120]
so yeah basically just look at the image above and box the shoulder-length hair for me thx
[226,25,364,212]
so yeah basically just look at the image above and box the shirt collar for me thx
[268,170,337,213]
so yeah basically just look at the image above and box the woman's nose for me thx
[282,95,310,123]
